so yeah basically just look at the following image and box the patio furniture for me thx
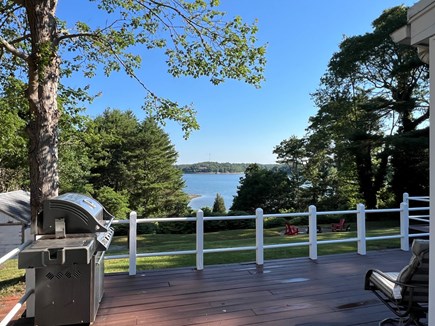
[364,239,429,326]
[284,223,299,236]
[331,218,350,232]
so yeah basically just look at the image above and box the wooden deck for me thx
[9,249,412,326]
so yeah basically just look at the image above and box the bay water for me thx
[183,173,243,211]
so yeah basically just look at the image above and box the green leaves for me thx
[143,94,199,139]
[231,164,293,214]
[212,193,226,213]
[83,109,189,217]
[306,5,429,208]
[1,0,265,146]
[53,0,265,136]
[165,11,266,88]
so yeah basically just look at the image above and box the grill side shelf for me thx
[18,237,96,268]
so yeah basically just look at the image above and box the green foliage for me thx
[273,136,309,210]
[53,0,265,136]
[0,0,266,222]
[263,216,286,229]
[0,79,28,191]
[274,6,429,212]
[128,116,190,217]
[86,109,189,218]
[94,186,131,219]
[0,77,93,193]
[218,211,255,231]
[86,109,140,192]
[231,164,293,214]
[58,111,93,195]
[212,193,226,213]
[319,6,429,207]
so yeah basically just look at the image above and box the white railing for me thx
[404,193,431,223]
[0,228,35,326]
[1,194,430,325]
[106,199,430,275]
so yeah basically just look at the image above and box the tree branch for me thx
[0,36,28,60]
[56,32,99,44]
[135,0,219,57]
[56,19,126,45]
[409,109,429,130]
[10,34,31,44]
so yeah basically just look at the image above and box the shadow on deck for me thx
[9,249,411,326]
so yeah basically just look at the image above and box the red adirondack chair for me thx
[331,218,350,232]
[284,223,299,236]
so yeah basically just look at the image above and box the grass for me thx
[104,220,401,272]
[0,259,26,299]
[0,220,401,299]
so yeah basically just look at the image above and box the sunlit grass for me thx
[104,221,401,273]
[0,259,25,299]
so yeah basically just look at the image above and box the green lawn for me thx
[0,259,26,299]
[104,220,401,272]
[1,220,401,298]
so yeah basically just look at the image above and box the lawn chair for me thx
[331,218,350,232]
[284,223,299,236]
[364,239,429,325]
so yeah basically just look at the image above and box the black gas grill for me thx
[19,193,114,326]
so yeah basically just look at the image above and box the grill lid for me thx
[41,193,114,235]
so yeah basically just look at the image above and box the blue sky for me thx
[57,0,417,164]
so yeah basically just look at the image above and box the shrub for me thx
[263,216,287,229]
[286,216,308,225]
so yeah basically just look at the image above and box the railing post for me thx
[400,202,410,251]
[24,227,35,318]
[357,203,366,255]
[256,208,264,266]
[403,192,409,206]
[308,205,317,261]
[196,210,204,271]
[129,211,137,276]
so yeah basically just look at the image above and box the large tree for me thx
[127,116,189,217]
[311,6,429,207]
[231,164,293,214]
[0,78,28,192]
[0,0,266,232]
[272,6,429,210]
[273,136,308,210]
[86,109,189,217]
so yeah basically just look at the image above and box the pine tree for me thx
[212,194,226,213]
[85,110,189,217]
[128,117,189,217]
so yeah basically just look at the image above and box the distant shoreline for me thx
[177,162,280,175]
[183,172,244,175]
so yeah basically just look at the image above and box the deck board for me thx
[7,249,413,325]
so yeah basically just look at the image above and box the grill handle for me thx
[43,248,66,266]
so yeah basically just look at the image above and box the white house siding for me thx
[0,223,23,257]
[0,190,30,257]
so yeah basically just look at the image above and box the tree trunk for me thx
[25,0,60,233]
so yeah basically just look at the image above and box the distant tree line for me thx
[176,162,282,174]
